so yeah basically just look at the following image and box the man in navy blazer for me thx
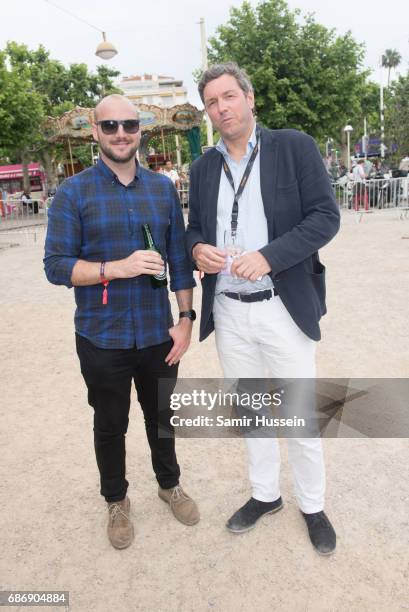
[186,62,340,554]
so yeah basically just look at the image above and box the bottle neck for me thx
[143,224,155,249]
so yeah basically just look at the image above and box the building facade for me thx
[119,74,188,108]
[0,163,46,195]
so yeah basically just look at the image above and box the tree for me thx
[205,0,374,156]
[5,42,120,115]
[385,72,409,160]
[0,42,120,191]
[382,49,401,88]
[0,50,45,190]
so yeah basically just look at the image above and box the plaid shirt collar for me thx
[95,156,141,187]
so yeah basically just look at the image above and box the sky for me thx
[1,0,408,109]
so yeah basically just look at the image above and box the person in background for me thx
[338,162,348,178]
[163,160,181,190]
[352,159,366,182]
[352,159,367,210]
[21,190,33,211]
[363,158,373,177]
[399,155,409,174]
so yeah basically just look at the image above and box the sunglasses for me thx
[96,119,140,135]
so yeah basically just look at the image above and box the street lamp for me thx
[325,137,333,158]
[344,125,353,171]
[199,17,214,147]
[44,0,118,60]
[379,56,386,159]
[95,32,118,60]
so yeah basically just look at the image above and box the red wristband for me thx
[100,262,109,305]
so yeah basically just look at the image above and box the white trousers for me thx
[213,293,325,513]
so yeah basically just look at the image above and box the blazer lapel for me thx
[260,127,278,240]
[205,151,223,245]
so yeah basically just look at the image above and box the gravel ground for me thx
[0,210,408,612]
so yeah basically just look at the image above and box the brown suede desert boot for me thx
[107,496,134,549]
[158,485,200,525]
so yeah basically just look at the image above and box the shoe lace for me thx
[308,513,329,530]
[170,485,190,503]
[108,502,128,525]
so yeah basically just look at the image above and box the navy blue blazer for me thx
[185,126,340,342]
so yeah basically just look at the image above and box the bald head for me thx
[92,94,141,167]
[94,94,138,122]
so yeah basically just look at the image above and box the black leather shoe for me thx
[226,497,283,533]
[302,511,336,555]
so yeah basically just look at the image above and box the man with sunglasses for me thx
[44,94,199,550]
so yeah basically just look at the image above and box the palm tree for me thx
[382,49,402,87]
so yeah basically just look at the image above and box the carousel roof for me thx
[44,104,204,144]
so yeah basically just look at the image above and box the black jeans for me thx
[75,334,180,502]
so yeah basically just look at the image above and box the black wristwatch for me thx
[179,310,196,321]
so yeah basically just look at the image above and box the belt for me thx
[222,288,277,303]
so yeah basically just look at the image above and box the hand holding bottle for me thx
[120,249,165,278]
[141,223,167,288]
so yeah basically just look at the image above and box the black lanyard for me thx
[222,126,260,239]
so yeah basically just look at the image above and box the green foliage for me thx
[4,42,120,118]
[146,128,202,167]
[0,42,120,169]
[0,49,44,154]
[70,143,94,168]
[382,49,401,87]
[205,0,377,151]
[385,72,409,160]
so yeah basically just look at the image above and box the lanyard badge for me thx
[220,126,261,277]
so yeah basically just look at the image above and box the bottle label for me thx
[154,267,167,281]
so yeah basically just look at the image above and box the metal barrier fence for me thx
[178,188,189,209]
[0,197,52,230]
[179,177,409,219]
[332,176,409,219]
[2,179,407,229]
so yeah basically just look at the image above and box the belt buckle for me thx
[237,293,242,301]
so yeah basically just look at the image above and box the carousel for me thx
[44,103,204,175]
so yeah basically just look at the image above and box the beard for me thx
[98,139,139,164]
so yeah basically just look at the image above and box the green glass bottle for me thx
[141,223,167,288]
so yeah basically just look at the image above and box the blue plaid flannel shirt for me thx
[44,158,195,349]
